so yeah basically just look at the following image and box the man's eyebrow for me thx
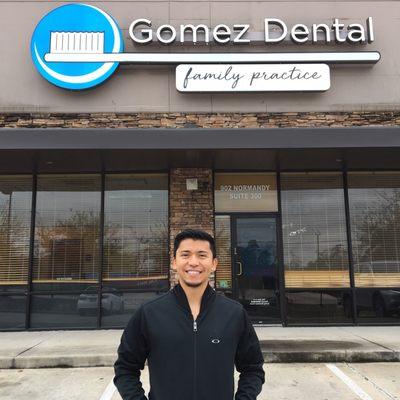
[179,250,209,254]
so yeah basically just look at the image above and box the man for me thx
[114,229,265,400]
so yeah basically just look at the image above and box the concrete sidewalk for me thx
[0,326,399,369]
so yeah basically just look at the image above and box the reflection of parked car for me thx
[344,289,400,318]
[354,261,400,317]
[374,290,400,316]
[77,287,124,316]
[350,289,400,318]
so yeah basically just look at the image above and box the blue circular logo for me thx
[31,3,123,90]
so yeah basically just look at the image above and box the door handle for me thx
[236,261,243,276]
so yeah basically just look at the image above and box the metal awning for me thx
[0,126,399,150]
[0,127,399,173]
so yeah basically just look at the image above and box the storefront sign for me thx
[215,173,278,212]
[129,17,375,45]
[31,3,380,90]
[176,64,330,92]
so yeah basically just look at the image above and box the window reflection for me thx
[215,216,232,290]
[33,175,101,291]
[348,172,400,287]
[0,176,32,292]
[0,295,26,329]
[286,290,352,323]
[103,174,169,290]
[30,293,98,329]
[76,287,124,316]
[356,288,400,321]
[281,172,350,288]
[101,291,165,327]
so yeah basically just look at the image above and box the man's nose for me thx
[188,255,200,266]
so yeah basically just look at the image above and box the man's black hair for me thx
[173,229,217,259]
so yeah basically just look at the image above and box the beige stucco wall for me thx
[0,0,399,113]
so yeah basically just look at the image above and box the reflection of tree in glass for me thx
[307,244,348,270]
[285,252,301,270]
[0,206,29,282]
[137,221,169,277]
[36,210,169,281]
[215,219,232,289]
[104,220,169,279]
[353,189,400,272]
[35,210,100,280]
[284,227,347,272]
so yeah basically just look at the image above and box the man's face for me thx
[173,238,218,289]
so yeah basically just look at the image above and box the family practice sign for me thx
[176,64,330,92]
[31,3,380,90]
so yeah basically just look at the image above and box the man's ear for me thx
[212,258,218,272]
[171,257,177,271]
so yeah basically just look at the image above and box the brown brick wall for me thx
[2,111,400,128]
[169,168,214,287]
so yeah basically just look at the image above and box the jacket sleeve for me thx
[114,306,150,400]
[234,308,265,400]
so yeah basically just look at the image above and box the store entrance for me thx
[232,215,281,324]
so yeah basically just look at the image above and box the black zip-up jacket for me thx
[114,284,265,400]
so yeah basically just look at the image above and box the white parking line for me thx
[99,378,116,400]
[326,364,374,400]
[346,364,398,400]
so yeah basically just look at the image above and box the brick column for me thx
[169,168,214,287]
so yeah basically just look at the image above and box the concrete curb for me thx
[259,338,400,363]
[262,350,400,363]
[1,351,399,369]
[0,355,116,369]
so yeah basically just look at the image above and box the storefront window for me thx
[0,176,32,293]
[348,172,400,288]
[215,173,277,212]
[281,172,350,288]
[103,174,169,291]
[32,175,101,291]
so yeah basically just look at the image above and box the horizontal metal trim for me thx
[44,51,381,64]
[0,127,399,150]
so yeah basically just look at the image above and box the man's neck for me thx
[179,280,208,317]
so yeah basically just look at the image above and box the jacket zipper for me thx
[193,319,197,400]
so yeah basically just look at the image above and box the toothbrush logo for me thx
[31,3,123,90]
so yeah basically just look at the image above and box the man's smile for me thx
[186,270,202,275]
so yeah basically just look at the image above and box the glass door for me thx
[232,216,281,323]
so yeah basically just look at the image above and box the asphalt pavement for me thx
[0,326,399,369]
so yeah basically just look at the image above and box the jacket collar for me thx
[172,282,216,317]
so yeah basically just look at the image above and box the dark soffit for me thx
[0,127,399,150]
